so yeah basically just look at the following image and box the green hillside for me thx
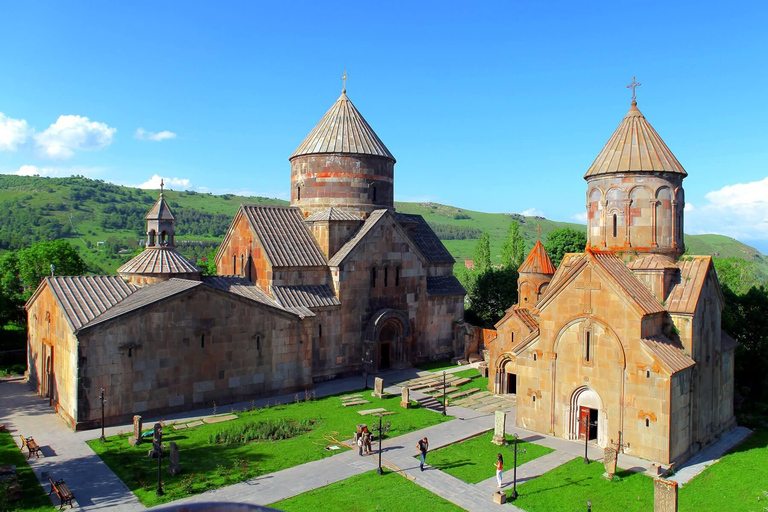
[1,175,766,282]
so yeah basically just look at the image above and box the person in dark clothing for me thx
[417,437,429,471]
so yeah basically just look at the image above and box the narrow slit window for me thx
[532,395,536,403]
[371,267,377,287]
[128,347,132,357]
[233,255,237,274]
[372,185,377,202]
[646,418,650,427]
[201,334,205,348]
[319,324,322,338]
[395,267,400,286]
[297,186,301,201]
[612,214,617,238]
[585,331,591,362]
[240,255,244,276]
[510,332,514,344]
[533,353,537,362]
[256,336,260,351]
[384,267,388,286]
[646,370,651,378]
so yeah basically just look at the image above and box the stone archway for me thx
[366,309,411,372]
[569,386,604,446]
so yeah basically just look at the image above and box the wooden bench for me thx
[20,435,41,459]
[48,478,75,509]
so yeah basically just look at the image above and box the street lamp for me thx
[99,388,106,443]
[442,371,447,416]
[587,500,592,512]
[509,433,526,500]
[373,414,390,475]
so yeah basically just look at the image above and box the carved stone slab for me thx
[492,411,506,445]
[400,387,410,408]
[654,478,678,512]
[128,415,142,446]
[602,447,617,479]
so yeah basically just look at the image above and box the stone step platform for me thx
[340,394,363,400]
[357,408,388,416]
[452,377,472,386]
[342,400,370,407]
[203,414,238,424]
[448,388,480,399]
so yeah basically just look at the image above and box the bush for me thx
[208,418,313,445]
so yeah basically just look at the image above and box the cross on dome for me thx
[341,68,349,93]
[627,76,641,102]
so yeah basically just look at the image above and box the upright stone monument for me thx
[492,411,506,445]
[372,377,387,399]
[654,478,678,512]
[168,442,181,476]
[400,387,410,408]
[128,415,142,446]
[602,446,617,479]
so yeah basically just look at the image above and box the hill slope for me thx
[1,175,766,282]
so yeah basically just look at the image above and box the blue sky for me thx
[1,1,767,251]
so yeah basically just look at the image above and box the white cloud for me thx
[570,212,588,223]
[135,128,176,142]
[686,177,768,244]
[521,207,545,217]
[684,202,694,212]
[34,115,116,159]
[0,112,32,151]
[136,174,191,190]
[10,164,104,178]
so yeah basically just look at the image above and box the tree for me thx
[199,249,219,276]
[544,228,587,266]
[473,232,491,274]
[466,266,518,326]
[500,221,526,269]
[713,257,764,295]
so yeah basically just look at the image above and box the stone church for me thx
[487,98,736,465]
[24,87,465,430]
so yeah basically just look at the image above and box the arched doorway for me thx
[378,321,399,370]
[569,386,603,445]
[365,309,412,372]
[493,355,517,394]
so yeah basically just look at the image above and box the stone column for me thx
[168,441,181,475]
[128,415,142,446]
[654,478,678,512]
[492,411,506,445]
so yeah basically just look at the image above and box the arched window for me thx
[148,230,156,246]
[240,254,244,276]
[612,214,617,238]
[384,267,388,286]
[646,418,650,427]
[372,185,377,202]
[395,267,400,286]
[532,395,536,403]
[161,231,168,245]
[371,267,377,287]
[585,331,592,363]
[256,335,260,351]
[297,186,301,201]
[201,334,205,348]
[233,255,237,274]
[319,324,322,338]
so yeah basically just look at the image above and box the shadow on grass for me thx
[431,458,475,471]
[515,476,591,496]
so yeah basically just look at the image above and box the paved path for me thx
[669,426,752,485]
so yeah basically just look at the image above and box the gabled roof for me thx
[290,91,395,162]
[627,254,678,270]
[395,213,455,264]
[240,205,328,267]
[305,208,363,222]
[145,194,175,220]
[426,276,466,296]
[271,284,341,316]
[665,256,721,314]
[721,331,738,352]
[117,247,201,276]
[641,334,695,374]
[203,276,288,314]
[584,101,687,179]
[26,276,136,332]
[591,251,665,314]
[519,241,556,275]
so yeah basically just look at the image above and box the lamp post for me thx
[442,371,447,416]
[373,414,390,475]
[587,500,592,512]
[579,415,596,464]
[509,433,526,500]
[99,388,106,443]
[154,423,164,496]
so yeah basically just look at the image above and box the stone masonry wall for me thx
[216,214,271,289]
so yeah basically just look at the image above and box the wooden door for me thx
[578,406,589,440]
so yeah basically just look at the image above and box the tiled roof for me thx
[721,331,738,352]
[519,241,556,274]
[272,284,341,316]
[28,276,136,332]
[329,210,389,266]
[395,213,455,264]
[117,247,201,276]
[512,307,539,333]
[145,195,175,220]
[241,206,328,267]
[82,278,202,331]
[665,256,716,314]
[426,276,466,296]
[290,92,395,161]
[203,276,288,313]
[538,253,588,306]
[305,208,363,222]
[641,335,695,374]
[494,306,539,343]
[584,101,687,178]
[627,254,678,270]
[591,251,665,314]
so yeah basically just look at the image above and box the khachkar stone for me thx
[372,377,386,399]
[492,411,506,445]
[654,478,678,512]
[602,447,617,479]
[128,415,142,446]
[168,442,181,476]
[400,387,410,408]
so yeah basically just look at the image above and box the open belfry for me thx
[488,82,736,465]
[24,79,465,429]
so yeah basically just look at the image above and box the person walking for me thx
[495,453,504,488]
[417,437,429,471]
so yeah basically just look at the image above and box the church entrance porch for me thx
[365,309,412,373]
[569,386,604,446]
[578,406,598,441]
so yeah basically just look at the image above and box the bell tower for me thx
[146,179,176,248]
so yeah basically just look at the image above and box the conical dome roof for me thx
[518,240,556,275]
[584,101,687,179]
[145,194,175,220]
[290,91,395,161]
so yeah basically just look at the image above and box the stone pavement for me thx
[669,426,752,485]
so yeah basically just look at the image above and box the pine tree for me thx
[501,221,526,269]
[473,232,491,274]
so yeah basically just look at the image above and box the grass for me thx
[433,368,489,404]
[511,458,654,512]
[679,429,768,512]
[416,359,457,372]
[87,390,451,507]
[271,469,464,512]
[426,431,554,484]
[0,430,54,511]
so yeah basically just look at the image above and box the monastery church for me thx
[488,95,736,465]
[25,86,466,430]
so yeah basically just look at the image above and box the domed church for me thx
[24,84,466,430]
[488,94,736,465]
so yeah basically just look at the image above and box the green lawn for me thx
[417,359,457,372]
[426,431,554,484]
[512,458,654,512]
[0,430,54,511]
[679,429,768,512]
[433,368,489,404]
[271,469,464,512]
[88,391,451,507]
